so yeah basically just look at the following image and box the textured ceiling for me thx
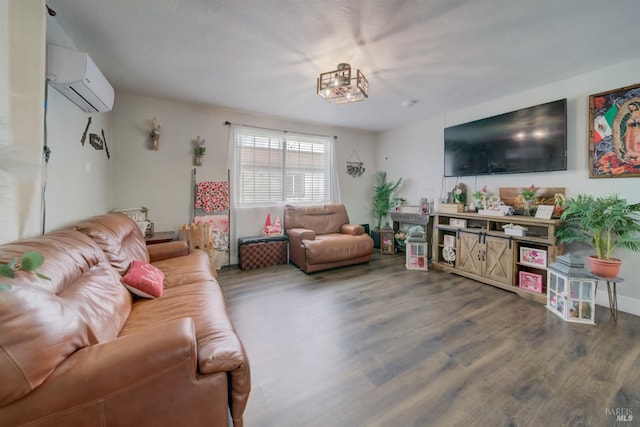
[47,0,640,132]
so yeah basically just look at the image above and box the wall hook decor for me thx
[193,135,206,166]
[346,149,365,177]
[147,117,161,150]
[80,117,91,146]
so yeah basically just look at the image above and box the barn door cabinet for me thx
[456,231,514,286]
[433,212,562,304]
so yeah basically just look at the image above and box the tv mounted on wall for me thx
[444,99,567,177]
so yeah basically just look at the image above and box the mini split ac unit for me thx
[46,44,115,113]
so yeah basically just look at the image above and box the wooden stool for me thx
[178,223,217,278]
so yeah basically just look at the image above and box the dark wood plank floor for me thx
[218,254,640,427]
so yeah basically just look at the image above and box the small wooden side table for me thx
[145,231,176,245]
[594,275,624,321]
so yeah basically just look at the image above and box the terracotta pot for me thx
[587,255,622,279]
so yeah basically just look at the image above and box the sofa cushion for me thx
[74,213,150,275]
[120,281,247,374]
[122,260,164,298]
[0,229,131,407]
[304,233,373,264]
[152,250,216,288]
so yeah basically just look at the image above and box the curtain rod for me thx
[223,121,337,140]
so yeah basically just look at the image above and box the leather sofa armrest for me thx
[341,224,365,236]
[287,227,316,241]
[0,318,198,424]
[148,240,189,262]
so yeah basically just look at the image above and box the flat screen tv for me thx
[444,99,567,177]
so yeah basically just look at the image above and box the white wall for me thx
[44,89,113,231]
[112,93,376,263]
[377,57,640,315]
[43,13,113,231]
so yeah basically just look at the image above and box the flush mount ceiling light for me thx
[317,63,368,104]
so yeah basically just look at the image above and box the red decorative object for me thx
[121,260,164,298]
[263,213,282,236]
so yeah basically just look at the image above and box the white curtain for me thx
[0,0,45,244]
[0,1,19,243]
[329,136,341,204]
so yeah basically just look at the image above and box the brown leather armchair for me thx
[284,204,374,273]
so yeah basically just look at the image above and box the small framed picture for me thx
[449,218,467,228]
[535,204,554,219]
[443,234,456,248]
[520,247,547,268]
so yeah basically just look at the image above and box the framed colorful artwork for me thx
[589,83,640,178]
[519,247,547,268]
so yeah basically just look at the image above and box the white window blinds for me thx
[234,127,333,206]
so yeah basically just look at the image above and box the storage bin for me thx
[238,235,288,271]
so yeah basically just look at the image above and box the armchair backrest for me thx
[284,204,350,235]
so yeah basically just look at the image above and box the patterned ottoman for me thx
[238,235,288,271]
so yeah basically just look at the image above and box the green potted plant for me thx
[556,193,640,278]
[471,185,487,211]
[193,136,206,166]
[0,251,49,302]
[517,184,538,216]
[370,171,403,248]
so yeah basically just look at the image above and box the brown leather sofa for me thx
[0,213,250,427]
[284,204,374,273]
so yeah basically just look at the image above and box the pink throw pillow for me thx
[122,260,164,298]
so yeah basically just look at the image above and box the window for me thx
[233,126,335,206]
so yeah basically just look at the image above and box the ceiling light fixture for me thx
[317,63,368,104]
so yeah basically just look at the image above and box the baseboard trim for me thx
[596,288,640,317]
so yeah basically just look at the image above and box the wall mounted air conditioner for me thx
[46,44,115,113]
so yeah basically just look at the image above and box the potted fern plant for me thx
[370,171,403,248]
[556,193,640,278]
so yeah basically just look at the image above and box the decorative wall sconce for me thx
[148,117,161,150]
[193,136,206,166]
[346,149,365,177]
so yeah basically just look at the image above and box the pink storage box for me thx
[519,271,543,293]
